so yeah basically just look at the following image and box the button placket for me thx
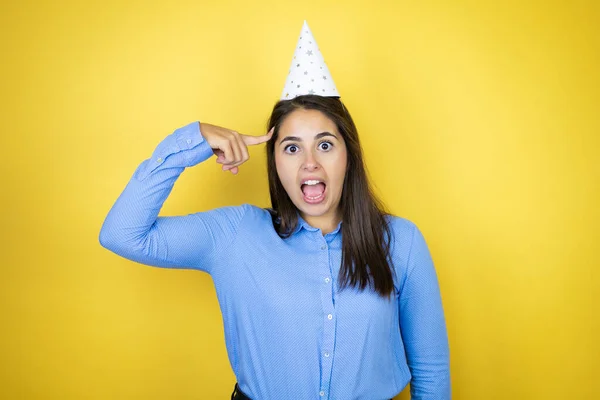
[318,236,335,400]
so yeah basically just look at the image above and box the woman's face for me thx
[274,108,348,228]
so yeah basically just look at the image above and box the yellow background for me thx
[1,0,598,398]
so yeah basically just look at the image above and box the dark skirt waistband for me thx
[231,383,393,399]
[231,383,252,400]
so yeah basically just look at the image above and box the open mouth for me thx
[301,181,327,204]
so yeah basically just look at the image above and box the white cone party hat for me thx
[280,20,339,100]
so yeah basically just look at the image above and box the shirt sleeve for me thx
[98,121,249,274]
[399,223,451,399]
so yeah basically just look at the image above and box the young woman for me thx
[99,94,450,399]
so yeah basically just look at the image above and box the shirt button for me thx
[321,245,326,250]
[324,277,330,283]
[324,352,330,357]
[156,157,163,163]
[186,138,192,144]
[319,391,325,396]
[327,314,333,320]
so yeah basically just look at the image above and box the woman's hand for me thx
[199,123,274,175]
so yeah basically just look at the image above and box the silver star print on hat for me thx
[280,20,339,100]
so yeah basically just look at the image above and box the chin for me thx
[298,204,329,217]
[295,195,339,219]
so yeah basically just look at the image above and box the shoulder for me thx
[198,204,276,237]
[383,214,435,291]
[240,203,274,217]
[383,214,431,257]
[236,203,278,226]
[193,203,272,226]
[384,214,418,241]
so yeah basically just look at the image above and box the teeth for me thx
[303,180,321,185]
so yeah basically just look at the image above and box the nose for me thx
[302,149,320,171]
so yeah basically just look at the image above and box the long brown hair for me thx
[265,95,395,298]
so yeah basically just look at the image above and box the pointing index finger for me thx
[242,127,275,146]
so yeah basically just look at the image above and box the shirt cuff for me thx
[136,121,214,181]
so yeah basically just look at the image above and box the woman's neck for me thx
[301,211,342,235]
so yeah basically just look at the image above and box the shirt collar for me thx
[294,211,343,236]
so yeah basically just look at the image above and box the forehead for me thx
[278,108,339,139]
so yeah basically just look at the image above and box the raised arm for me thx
[399,223,451,399]
[98,121,262,273]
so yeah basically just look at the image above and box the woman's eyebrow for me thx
[279,131,337,145]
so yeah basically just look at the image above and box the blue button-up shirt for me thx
[99,122,450,399]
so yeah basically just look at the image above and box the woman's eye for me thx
[284,144,298,153]
[284,141,332,154]
[319,141,333,151]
